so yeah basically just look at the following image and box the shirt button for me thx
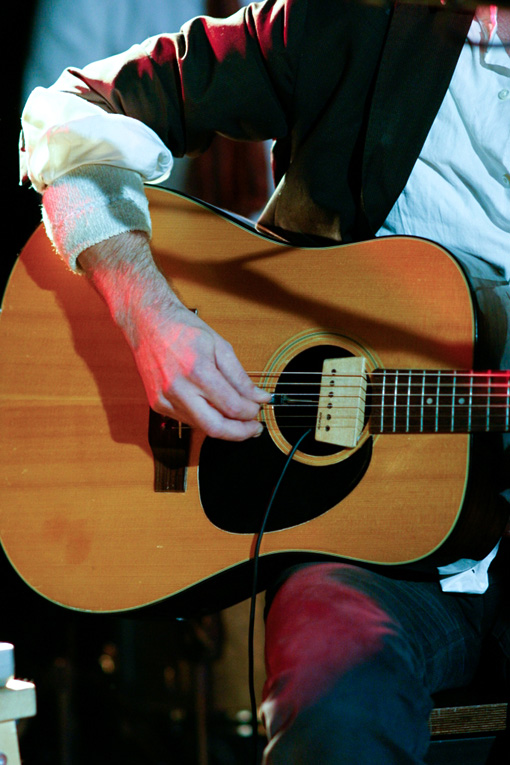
[504,174,510,186]
[498,89,510,100]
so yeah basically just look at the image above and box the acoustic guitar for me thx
[1,187,509,615]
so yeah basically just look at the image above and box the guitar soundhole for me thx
[273,344,366,457]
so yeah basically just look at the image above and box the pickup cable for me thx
[247,428,312,765]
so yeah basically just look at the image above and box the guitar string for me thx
[163,372,510,430]
[263,393,506,402]
[165,401,510,429]
[167,414,509,432]
[250,384,510,390]
[246,370,510,378]
[245,373,510,391]
[265,401,509,406]
[264,395,510,401]
[249,382,510,392]
[254,382,510,389]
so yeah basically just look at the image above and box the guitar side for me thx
[0,187,506,614]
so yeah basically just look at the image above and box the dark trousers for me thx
[260,561,505,764]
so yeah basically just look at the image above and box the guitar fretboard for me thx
[370,370,510,434]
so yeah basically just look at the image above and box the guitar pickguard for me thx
[198,429,373,534]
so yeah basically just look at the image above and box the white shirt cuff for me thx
[21,86,173,192]
[438,542,500,594]
[41,165,152,272]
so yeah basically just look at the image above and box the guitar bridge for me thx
[148,409,191,492]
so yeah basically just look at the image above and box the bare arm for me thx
[78,231,270,440]
[20,4,301,438]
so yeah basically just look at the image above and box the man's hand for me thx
[78,231,270,441]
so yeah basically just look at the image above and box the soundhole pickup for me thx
[148,409,191,492]
[315,357,367,448]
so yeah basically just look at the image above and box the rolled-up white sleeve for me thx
[20,83,174,271]
[21,85,173,192]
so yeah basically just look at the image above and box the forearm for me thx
[77,230,182,339]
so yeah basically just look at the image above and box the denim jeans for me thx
[260,561,504,764]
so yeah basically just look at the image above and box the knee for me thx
[262,563,398,730]
[262,652,433,765]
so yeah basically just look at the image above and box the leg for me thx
[260,562,501,765]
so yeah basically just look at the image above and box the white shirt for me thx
[377,12,510,279]
[377,14,510,592]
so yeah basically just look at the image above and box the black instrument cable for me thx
[247,428,312,765]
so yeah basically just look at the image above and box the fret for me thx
[406,370,412,433]
[412,370,432,432]
[420,371,442,433]
[482,370,510,431]
[420,371,426,433]
[435,371,441,433]
[450,372,456,433]
[380,369,387,433]
[486,372,492,431]
[468,374,473,431]
[392,370,398,433]
[449,374,473,432]
[507,374,510,431]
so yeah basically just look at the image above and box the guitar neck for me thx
[370,369,510,434]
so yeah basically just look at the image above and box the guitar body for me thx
[0,188,509,614]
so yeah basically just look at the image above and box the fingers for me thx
[143,338,269,440]
[127,297,271,441]
[186,397,265,441]
[152,378,265,441]
[167,354,267,441]
[160,319,271,438]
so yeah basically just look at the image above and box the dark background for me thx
[4,1,41,292]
